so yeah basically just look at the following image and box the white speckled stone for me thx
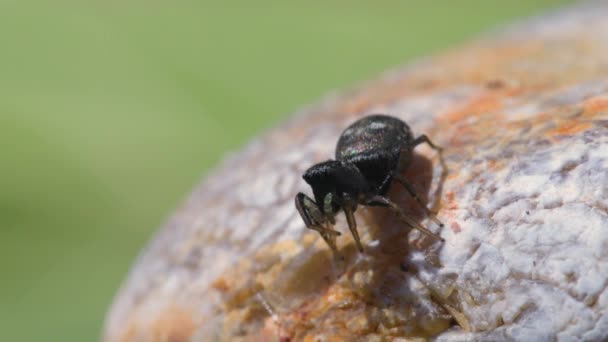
[105,2,608,341]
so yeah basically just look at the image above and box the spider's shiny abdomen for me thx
[335,114,414,194]
[335,114,413,161]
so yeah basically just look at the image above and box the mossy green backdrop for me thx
[0,1,568,340]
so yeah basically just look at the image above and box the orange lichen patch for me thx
[151,306,197,342]
[212,257,264,311]
[222,279,263,310]
[320,283,358,310]
[502,85,527,98]
[443,191,459,211]
[446,173,460,182]
[254,316,292,342]
[212,277,230,292]
[444,125,476,148]
[273,272,363,338]
[327,38,557,125]
[443,91,504,123]
[583,95,608,114]
[548,120,592,137]
[271,247,454,340]
[445,191,455,202]
[255,239,300,258]
[287,303,367,339]
[486,159,503,172]
[435,40,545,84]
[301,334,350,342]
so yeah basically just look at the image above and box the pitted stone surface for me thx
[105,2,608,341]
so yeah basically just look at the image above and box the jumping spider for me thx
[295,114,444,255]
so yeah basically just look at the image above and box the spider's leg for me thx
[412,134,442,151]
[394,174,444,227]
[295,192,341,254]
[367,195,444,242]
[342,194,363,252]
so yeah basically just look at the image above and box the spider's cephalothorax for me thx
[295,114,444,255]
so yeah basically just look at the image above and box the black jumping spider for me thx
[295,114,444,255]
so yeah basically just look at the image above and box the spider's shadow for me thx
[365,151,446,256]
[266,152,449,339]
[338,151,448,313]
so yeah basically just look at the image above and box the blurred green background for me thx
[0,1,569,341]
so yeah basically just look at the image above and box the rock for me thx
[104,2,608,341]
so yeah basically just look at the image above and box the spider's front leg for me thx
[295,192,341,255]
[367,195,444,242]
[394,174,444,228]
[341,193,364,252]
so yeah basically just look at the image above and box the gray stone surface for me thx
[105,2,608,341]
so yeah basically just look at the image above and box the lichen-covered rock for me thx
[105,2,608,341]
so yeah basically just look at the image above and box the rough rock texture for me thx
[105,2,608,341]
